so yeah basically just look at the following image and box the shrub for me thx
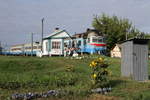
[89,57,111,88]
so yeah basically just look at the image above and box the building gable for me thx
[111,44,121,58]
[113,46,121,52]
[44,30,71,40]
[51,31,70,38]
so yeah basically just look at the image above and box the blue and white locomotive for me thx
[72,29,106,55]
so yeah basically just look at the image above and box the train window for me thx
[84,39,86,45]
[72,41,75,47]
[25,47,31,49]
[92,37,97,42]
[88,38,90,43]
[92,37,104,43]
[103,37,106,42]
[77,40,81,46]
[98,38,103,42]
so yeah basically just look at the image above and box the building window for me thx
[38,46,42,49]
[52,41,61,49]
[33,46,37,49]
[84,39,86,45]
[64,42,67,47]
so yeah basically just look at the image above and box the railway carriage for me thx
[73,29,106,55]
[8,42,41,56]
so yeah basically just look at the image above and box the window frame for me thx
[92,36,103,43]
[52,41,61,49]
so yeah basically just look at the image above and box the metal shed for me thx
[121,38,149,81]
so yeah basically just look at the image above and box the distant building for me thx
[42,28,72,56]
[10,42,41,55]
[110,44,121,58]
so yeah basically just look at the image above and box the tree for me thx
[92,13,140,55]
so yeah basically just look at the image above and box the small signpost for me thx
[121,38,149,81]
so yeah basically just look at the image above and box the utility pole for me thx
[0,41,1,55]
[41,18,44,52]
[22,44,25,56]
[126,32,127,40]
[31,33,33,56]
[126,30,128,40]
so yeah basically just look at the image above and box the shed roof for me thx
[122,38,149,44]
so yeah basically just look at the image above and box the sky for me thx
[0,0,150,47]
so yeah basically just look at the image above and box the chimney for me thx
[54,27,60,32]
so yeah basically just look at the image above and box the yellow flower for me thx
[98,57,104,62]
[91,61,95,65]
[93,74,97,79]
[90,61,97,67]
[89,64,92,67]
[99,57,103,60]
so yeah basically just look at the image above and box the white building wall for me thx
[42,40,49,55]
[111,46,121,58]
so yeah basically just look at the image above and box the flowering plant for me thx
[89,57,111,88]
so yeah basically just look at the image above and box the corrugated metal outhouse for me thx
[121,38,149,81]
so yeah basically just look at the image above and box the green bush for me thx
[89,57,111,88]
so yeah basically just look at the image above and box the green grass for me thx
[0,55,150,100]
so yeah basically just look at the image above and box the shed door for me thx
[133,44,148,81]
[121,41,133,77]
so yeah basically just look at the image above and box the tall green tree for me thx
[92,13,140,54]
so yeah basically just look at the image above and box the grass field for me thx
[0,55,150,100]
